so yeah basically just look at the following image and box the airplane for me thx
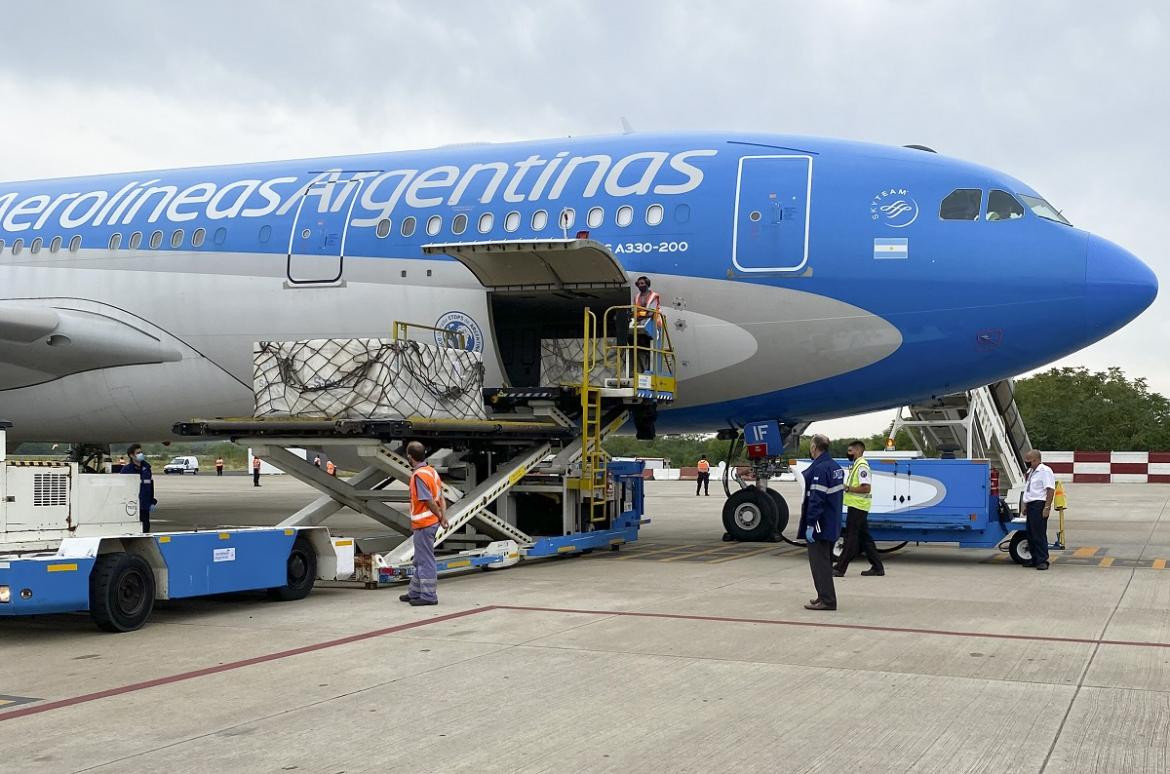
[0,132,1158,491]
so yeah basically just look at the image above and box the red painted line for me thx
[0,606,495,723]
[492,604,1170,650]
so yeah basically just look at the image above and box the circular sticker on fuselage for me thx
[871,187,919,228]
[435,311,484,353]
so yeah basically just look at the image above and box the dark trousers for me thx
[836,506,883,573]
[253,469,261,486]
[1025,500,1050,564]
[807,539,837,608]
[140,505,151,533]
[216,467,223,476]
[696,472,710,495]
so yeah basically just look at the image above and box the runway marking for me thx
[9,601,1170,723]
[0,695,39,709]
[0,606,492,723]
[615,543,701,560]
[1098,557,1115,567]
[1072,546,1099,558]
[1154,559,1167,570]
[707,545,794,564]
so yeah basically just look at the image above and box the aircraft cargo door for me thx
[732,155,812,274]
[286,178,365,284]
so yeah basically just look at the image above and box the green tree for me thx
[1015,367,1170,450]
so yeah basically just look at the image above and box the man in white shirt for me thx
[1021,450,1056,570]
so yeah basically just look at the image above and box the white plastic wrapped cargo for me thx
[253,338,487,420]
[540,338,618,387]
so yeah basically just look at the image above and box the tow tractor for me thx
[0,420,355,631]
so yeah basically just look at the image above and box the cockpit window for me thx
[940,188,982,220]
[986,190,1025,221]
[1018,193,1071,225]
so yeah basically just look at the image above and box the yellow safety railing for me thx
[600,304,677,394]
[580,308,608,523]
[393,320,466,350]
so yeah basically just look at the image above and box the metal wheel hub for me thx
[116,571,148,616]
[734,503,762,530]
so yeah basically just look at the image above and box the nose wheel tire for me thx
[89,552,156,633]
[1008,531,1033,565]
[721,488,779,542]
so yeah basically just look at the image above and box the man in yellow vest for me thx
[696,454,711,496]
[400,441,450,606]
[834,440,885,577]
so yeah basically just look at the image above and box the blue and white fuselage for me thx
[0,132,1157,442]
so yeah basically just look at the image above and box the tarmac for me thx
[2,475,1170,773]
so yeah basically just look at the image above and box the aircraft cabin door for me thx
[286,178,365,284]
[732,155,812,274]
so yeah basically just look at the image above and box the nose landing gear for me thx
[718,421,804,544]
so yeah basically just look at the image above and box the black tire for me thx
[1008,531,1033,565]
[764,489,790,535]
[89,553,155,633]
[268,536,317,601]
[721,488,779,542]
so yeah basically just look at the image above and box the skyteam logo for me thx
[870,188,919,228]
[435,311,484,353]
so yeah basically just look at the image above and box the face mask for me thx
[135,453,145,462]
[846,453,855,461]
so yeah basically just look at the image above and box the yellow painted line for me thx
[660,544,757,563]
[218,533,231,540]
[1153,559,1167,570]
[707,545,784,564]
[1099,557,1115,568]
[445,559,471,569]
[610,539,625,545]
[616,543,700,560]
[46,563,78,573]
[556,545,577,554]
[1073,546,1098,558]
[0,700,11,707]
[158,536,171,543]
[334,540,353,547]
[284,528,295,536]
[508,467,527,485]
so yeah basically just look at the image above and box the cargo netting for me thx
[253,338,487,420]
[540,338,618,387]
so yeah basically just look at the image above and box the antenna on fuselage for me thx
[620,117,635,135]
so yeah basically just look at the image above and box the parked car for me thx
[163,455,199,475]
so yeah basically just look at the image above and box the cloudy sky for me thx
[2,1,1166,437]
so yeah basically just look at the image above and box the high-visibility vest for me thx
[843,457,872,511]
[697,460,710,473]
[409,464,444,529]
[634,290,662,324]
[252,457,261,470]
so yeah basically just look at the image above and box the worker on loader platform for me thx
[120,444,156,532]
[632,275,661,374]
[401,441,450,606]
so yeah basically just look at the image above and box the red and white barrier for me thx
[1043,451,1170,484]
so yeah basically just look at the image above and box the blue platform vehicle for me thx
[0,422,354,632]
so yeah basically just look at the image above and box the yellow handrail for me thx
[599,304,676,386]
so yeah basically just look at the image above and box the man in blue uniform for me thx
[799,434,844,611]
[120,443,156,532]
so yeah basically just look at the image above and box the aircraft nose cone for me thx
[1085,234,1158,338]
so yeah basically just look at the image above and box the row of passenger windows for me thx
[375,203,680,239]
[0,234,83,256]
[2,202,690,255]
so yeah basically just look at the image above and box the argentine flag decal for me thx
[873,237,909,259]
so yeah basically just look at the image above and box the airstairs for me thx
[889,379,1033,501]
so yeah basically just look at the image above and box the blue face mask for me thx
[135,453,145,462]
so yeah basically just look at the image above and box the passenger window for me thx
[192,228,206,247]
[49,236,62,253]
[504,211,520,232]
[478,212,493,233]
[171,229,184,248]
[940,189,983,220]
[674,203,691,224]
[559,208,575,230]
[587,207,604,228]
[12,239,23,255]
[0,239,5,253]
[30,237,42,254]
[986,189,1025,221]
[108,233,122,251]
[149,230,163,249]
[452,213,468,235]
[531,209,548,230]
[401,216,417,237]
[68,235,82,252]
[646,204,664,226]
[213,227,227,246]
[129,231,143,249]
[258,225,271,243]
[426,215,441,236]
[616,205,634,227]
[376,218,392,238]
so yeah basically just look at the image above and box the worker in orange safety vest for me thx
[400,441,450,606]
[696,455,711,496]
[632,275,662,374]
